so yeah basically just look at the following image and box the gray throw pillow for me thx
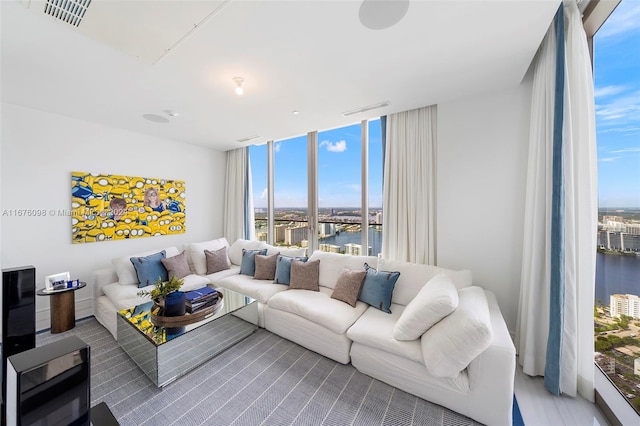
[205,247,230,274]
[254,253,279,280]
[331,267,367,307]
[160,251,191,280]
[289,259,320,291]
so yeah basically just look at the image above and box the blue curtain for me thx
[544,4,565,396]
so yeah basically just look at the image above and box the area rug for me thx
[37,318,483,426]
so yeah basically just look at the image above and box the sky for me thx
[594,0,640,208]
[250,119,382,209]
[251,1,640,210]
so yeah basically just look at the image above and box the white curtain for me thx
[516,0,597,401]
[561,0,597,399]
[516,14,556,380]
[224,148,255,243]
[382,105,437,264]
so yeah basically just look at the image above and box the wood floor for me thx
[514,365,610,426]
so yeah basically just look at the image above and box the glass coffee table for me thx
[116,287,257,387]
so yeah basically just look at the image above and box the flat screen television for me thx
[5,335,90,426]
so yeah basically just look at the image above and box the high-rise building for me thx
[274,224,288,243]
[285,225,308,246]
[344,243,372,256]
[610,294,640,319]
[595,353,616,375]
[318,222,336,238]
[319,244,341,253]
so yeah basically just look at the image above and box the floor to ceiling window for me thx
[249,119,383,255]
[591,0,640,418]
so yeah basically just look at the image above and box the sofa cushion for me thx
[103,274,209,311]
[378,258,472,306]
[254,253,278,280]
[331,267,367,307]
[205,247,230,274]
[393,273,459,341]
[289,259,320,291]
[421,286,492,378]
[263,244,306,258]
[112,246,180,286]
[239,249,268,276]
[184,237,230,275]
[217,274,287,304]
[268,287,368,334]
[161,251,192,280]
[347,305,423,364]
[228,239,266,266]
[204,265,241,284]
[130,251,167,288]
[273,255,308,285]
[307,251,378,290]
[359,263,400,314]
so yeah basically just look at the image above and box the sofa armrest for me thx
[92,268,118,299]
[466,290,516,425]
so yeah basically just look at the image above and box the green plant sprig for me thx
[137,276,184,299]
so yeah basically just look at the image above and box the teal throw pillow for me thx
[239,248,268,276]
[359,263,400,313]
[130,250,167,288]
[273,255,308,285]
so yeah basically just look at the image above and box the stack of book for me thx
[184,287,219,314]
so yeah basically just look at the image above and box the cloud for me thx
[610,147,640,154]
[260,188,267,199]
[594,85,626,98]
[597,3,640,39]
[346,184,361,192]
[600,157,622,162]
[274,142,281,153]
[319,140,347,152]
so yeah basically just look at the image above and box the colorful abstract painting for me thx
[71,171,186,244]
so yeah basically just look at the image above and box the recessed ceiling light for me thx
[293,110,300,115]
[143,114,169,123]
[164,110,179,117]
[342,101,391,117]
[236,135,261,143]
[359,0,410,30]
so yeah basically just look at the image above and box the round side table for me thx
[36,282,86,333]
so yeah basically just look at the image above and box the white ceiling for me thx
[1,0,560,152]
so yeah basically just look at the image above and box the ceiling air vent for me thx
[44,0,91,27]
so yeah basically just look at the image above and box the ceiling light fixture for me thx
[359,0,410,30]
[236,135,261,143]
[233,77,244,95]
[342,101,391,117]
[293,110,300,115]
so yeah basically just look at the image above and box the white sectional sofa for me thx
[91,238,516,426]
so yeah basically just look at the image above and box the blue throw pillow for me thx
[359,263,400,313]
[239,248,268,276]
[273,255,308,285]
[130,250,167,288]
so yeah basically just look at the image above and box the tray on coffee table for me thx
[150,292,224,327]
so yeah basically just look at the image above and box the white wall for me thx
[1,103,227,332]
[437,79,532,333]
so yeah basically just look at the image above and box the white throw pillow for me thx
[184,237,230,275]
[393,273,458,341]
[112,246,180,286]
[228,239,266,266]
[421,286,492,378]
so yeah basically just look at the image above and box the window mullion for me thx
[267,140,275,245]
[361,120,369,255]
[307,131,318,254]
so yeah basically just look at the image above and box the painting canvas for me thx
[71,171,186,244]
